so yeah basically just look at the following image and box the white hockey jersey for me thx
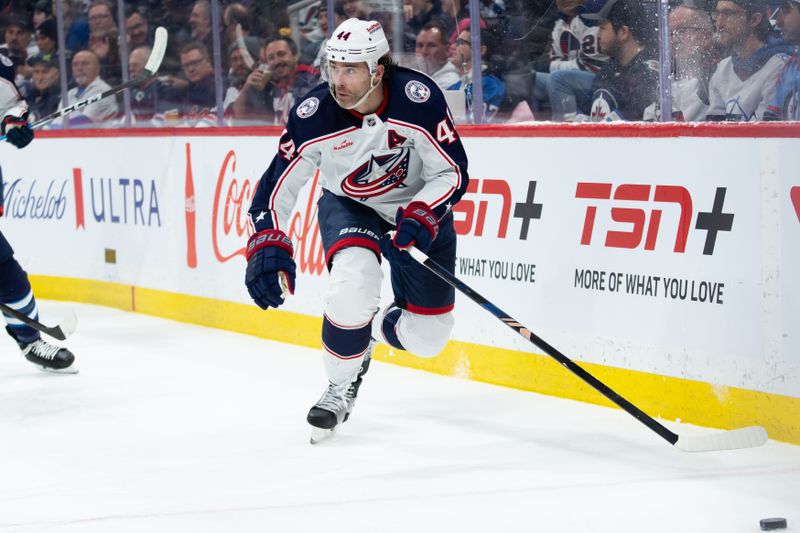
[707,46,790,121]
[249,67,469,234]
[548,14,608,73]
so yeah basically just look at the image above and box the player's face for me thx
[329,60,372,108]
[777,3,800,44]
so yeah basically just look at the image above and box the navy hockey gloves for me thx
[245,229,296,310]
[380,201,439,266]
[2,114,34,149]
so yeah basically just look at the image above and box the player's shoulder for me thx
[389,67,446,113]
[387,66,449,124]
[287,82,347,144]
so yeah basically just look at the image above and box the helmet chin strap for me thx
[330,74,381,111]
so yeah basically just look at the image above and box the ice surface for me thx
[0,301,797,532]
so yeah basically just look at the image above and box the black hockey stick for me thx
[404,244,768,452]
[0,302,77,341]
[1,26,168,137]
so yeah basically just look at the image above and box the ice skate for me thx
[308,340,374,444]
[19,338,78,374]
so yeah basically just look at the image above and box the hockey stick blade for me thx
[144,26,168,76]
[0,303,78,341]
[403,243,769,452]
[675,425,768,453]
[235,24,256,69]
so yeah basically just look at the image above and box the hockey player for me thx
[0,53,76,372]
[245,18,469,442]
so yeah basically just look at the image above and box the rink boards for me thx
[1,123,798,444]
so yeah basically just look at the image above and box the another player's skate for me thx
[11,331,77,374]
[307,340,373,444]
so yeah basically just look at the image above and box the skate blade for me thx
[310,427,335,445]
[37,365,79,375]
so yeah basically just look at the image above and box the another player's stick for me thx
[1,26,168,138]
[404,243,768,453]
[0,303,78,341]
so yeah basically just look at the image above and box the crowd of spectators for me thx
[0,0,798,127]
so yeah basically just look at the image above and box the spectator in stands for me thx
[340,0,369,19]
[127,45,164,124]
[65,49,119,126]
[65,0,90,52]
[232,35,320,125]
[301,1,327,67]
[775,0,800,44]
[189,0,214,52]
[25,53,61,123]
[223,3,252,50]
[669,3,718,120]
[32,0,52,31]
[706,0,791,120]
[405,0,454,51]
[582,0,660,121]
[87,0,116,36]
[536,0,609,121]
[161,41,218,124]
[1,15,36,79]
[224,36,261,114]
[447,28,506,121]
[35,18,58,60]
[415,21,460,89]
[125,9,153,50]
[764,0,800,119]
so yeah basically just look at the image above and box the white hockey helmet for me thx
[324,18,390,77]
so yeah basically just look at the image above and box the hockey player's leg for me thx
[0,249,76,373]
[378,304,453,357]
[308,247,382,440]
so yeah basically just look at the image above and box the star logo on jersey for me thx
[296,97,320,118]
[405,80,431,103]
[341,147,410,199]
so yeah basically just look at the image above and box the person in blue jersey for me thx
[447,28,506,122]
[0,51,76,373]
[245,18,469,442]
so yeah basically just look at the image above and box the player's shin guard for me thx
[0,256,40,344]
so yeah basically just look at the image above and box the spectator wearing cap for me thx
[232,36,320,125]
[582,0,660,121]
[669,2,720,120]
[36,18,58,58]
[25,54,61,122]
[415,21,460,89]
[707,0,793,120]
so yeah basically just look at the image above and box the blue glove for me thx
[2,114,34,149]
[245,229,296,309]
[379,201,439,266]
